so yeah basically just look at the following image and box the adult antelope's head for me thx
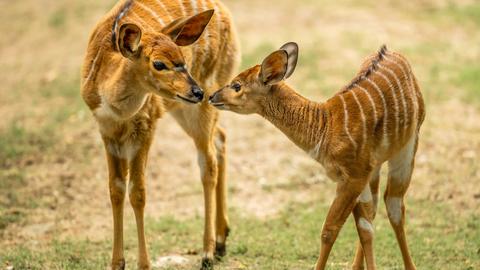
[209,42,299,114]
[116,10,214,104]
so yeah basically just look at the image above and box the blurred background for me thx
[0,0,479,269]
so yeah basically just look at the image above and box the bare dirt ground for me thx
[1,0,479,265]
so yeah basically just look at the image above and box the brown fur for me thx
[80,1,240,269]
[210,44,425,270]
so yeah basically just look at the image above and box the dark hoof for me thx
[112,259,125,270]
[200,257,214,270]
[215,242,227,259]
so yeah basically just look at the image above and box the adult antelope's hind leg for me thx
[129,135,154,270]
[352,167,381,270]
[170,104,219,269]
[315,178,367,270]
[213,127,229,258]
[385,136,418,270]
[104,138,129,270]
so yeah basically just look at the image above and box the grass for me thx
[1,199,478,269]
[1,0,480,269]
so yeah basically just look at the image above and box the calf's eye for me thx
[153,61,167,71]
[232,83,241,92]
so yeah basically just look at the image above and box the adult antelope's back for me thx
[81,0,239,269]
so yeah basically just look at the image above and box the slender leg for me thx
[213,127,229,258]
[104,139,129,270]
[315,179,366,270]
[352,167,381,270]
[352,186,376,270]
[129,138,153,270]
[196,134,218,269]
[170,104,219,269]
[384,137,418,270]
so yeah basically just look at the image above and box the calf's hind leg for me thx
[384,136,418,270]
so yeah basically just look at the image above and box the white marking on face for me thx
[358,185,372,203]
[115,178,126,192]
[385,197,403,225]
[358,217,374,233]
[339,94,357,148]
[197,152,206,178]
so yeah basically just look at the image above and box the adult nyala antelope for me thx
[81,0,239,269]
[210,43,425,270]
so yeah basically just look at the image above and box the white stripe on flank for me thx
[339,94,357,148]
[83,48,102,87]
[135,1,165,26]
[190,0,198,14]
[155,0,172,21]
[351,90,367,148]
[356,84,378,124]
[376,71,400,137]
[385,54,419,122]
[365,78,389,148]
[378,64,408,132]
[130,12,155,31]
[176,0,187,17]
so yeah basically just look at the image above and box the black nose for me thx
[191,85,204,100]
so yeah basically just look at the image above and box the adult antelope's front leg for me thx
[129,137,154,270]
[196,132,219,269]
[170,105,219,269]
[104,139,129,270]
[214,127,230,258]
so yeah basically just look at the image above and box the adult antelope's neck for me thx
[259,83,327,154]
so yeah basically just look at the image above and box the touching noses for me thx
[191,85,204,101]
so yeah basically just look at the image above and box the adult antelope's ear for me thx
[118,23,142,59]
[260,50,288,85]
[162,9,214,46]
[279,42,299,79]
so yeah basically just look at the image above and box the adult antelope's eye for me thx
[153,61,167,71]
[232,83,241,92]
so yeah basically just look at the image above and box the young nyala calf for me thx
[209,43,425,270]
